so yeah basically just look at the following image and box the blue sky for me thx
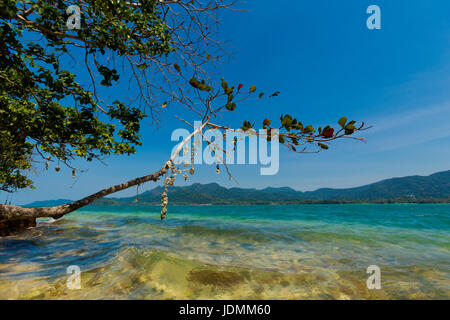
[5,0,450,205]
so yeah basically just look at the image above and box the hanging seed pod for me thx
[160,206,167,220]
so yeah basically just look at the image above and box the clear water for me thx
[0,204,449,299]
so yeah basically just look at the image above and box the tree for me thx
[1,0,233,192]
[0,1,369,231]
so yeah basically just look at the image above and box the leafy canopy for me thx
[0,0,216,192]
[0,1,369,195]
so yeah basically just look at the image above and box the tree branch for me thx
[0,120,208,222]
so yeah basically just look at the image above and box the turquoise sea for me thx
[0,204,449,299]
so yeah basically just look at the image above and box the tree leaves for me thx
[174,63,181,74]
[137,63,148,70]
[189,77,212,92]
[241,120,254,131]
[338,116,347,128]
[269,91,280,97]
[225,102,236,111]
[303,125,315,133]
[0,1,368,193]
[255,112,365,155]
[344,122,357,135]
[322,126,334,138]
[281,114,294,130]
[221,77,228,91]
[98,65,120,87]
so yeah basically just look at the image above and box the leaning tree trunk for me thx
[0,162,170,236]
[0,122,207,236]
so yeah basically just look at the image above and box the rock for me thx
[0,218,36,237]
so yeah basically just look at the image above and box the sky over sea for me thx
[5,0,450,205]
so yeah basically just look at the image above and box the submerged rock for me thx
[187,269,245,287]
[0,218,36,237]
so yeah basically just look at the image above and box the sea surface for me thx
[0,204,449,299]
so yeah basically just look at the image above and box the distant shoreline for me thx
[88,201,450,207]
[25,200,450,208]
[24,170,450,207]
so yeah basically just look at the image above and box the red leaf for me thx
[322,127,334,138]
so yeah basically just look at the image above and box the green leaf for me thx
[295,122,304,131]
[189,77,212,92]
[174,63,181,74]
[225,103,236,111]
[338,117,347,128]
[281,114,294,130]
[221,77,228,91]
[303,125,315,133]
[344,124,356,135]
[137,63,148,70]
[240,120,254,131]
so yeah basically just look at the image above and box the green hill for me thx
[26,170,450,206]
[92,170,450,205]
[303,170,450,201]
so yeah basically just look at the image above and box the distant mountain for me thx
[25,199,72,207]
[92,170,450,205]
[26,170,450,207]
[302,170,450,201]
[93,183,304,205]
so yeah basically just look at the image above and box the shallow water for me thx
[0,204,449,299]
